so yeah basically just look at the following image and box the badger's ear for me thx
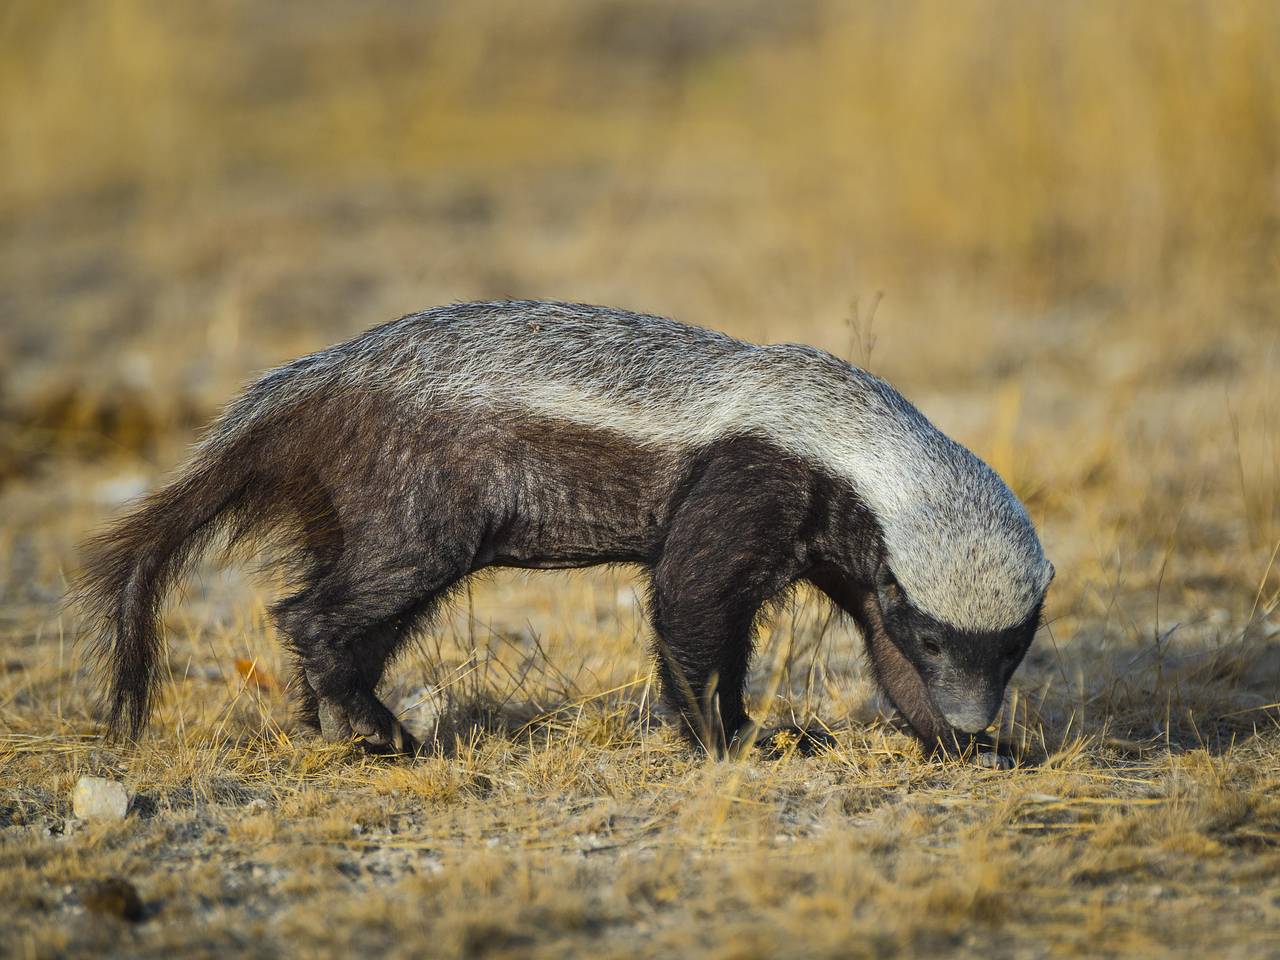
[1045,561,1056,586]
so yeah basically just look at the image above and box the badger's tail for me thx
[75,429,267,739]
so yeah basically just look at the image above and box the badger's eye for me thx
[921,638,943,657]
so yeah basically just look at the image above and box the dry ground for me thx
[2,3,1279,958]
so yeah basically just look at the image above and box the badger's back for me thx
[233,300,1050,632]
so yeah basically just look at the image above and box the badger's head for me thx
[872,559,1050,733]
[873,453,1055,736]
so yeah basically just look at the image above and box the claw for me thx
[354,718,420,757]
[387,721,420,757]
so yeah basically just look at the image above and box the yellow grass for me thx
[2,2,1279,957]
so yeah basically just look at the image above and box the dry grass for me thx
[2,2,1279,957]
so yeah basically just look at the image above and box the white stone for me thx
[396,686,444,741]
[72,776,130,821]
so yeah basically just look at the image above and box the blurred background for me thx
[1,0,1278,673]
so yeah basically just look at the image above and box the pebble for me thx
[396,686,444,740]
[72,776,130,821]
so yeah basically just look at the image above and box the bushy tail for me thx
[75,437,261,738]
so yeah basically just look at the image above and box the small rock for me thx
[82,877,144,922]
[396,686,444,740]
[72,776,130,821]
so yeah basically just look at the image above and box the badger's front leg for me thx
[648,567,758,756]
[648,440,812,757]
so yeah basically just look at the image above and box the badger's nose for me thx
[940,706,997,734]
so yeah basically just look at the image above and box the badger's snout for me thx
[933,687,1003,734]
[939,705,999,734]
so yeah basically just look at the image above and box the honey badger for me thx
[77,300,1053,761]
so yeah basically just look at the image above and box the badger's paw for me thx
[960,735,1019,770]
[315,693,421,759]
[974,749,1015,770]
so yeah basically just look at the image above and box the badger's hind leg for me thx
[271,557,466,757]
